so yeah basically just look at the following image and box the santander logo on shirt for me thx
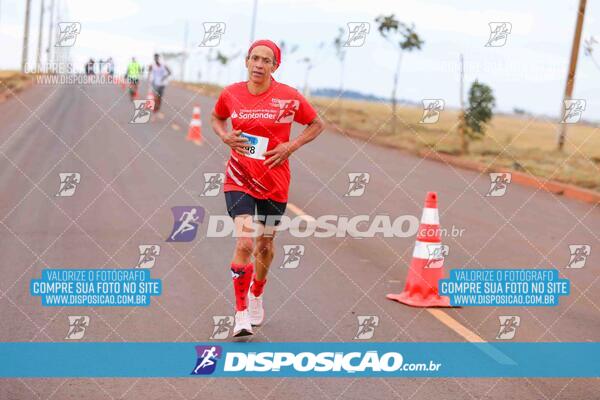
[230,98,299,124]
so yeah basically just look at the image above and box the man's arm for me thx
[211,112,249,155]
[263,117,325,168]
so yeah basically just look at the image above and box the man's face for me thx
[245,46,278,84]
[154,55,160,63]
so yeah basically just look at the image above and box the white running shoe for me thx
[248,292,264,326]
[233,309,253,337]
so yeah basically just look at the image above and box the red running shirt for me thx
[213,79,317,202]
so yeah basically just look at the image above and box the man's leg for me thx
[251,234,274,296]
[231,215,255,311]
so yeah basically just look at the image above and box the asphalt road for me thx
[0,80,598,399]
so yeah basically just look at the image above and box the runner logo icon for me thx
[344,22,370,47]
[561,99,586,124]
[136,245,160,269]
[192,345,222,375]
[345,173,370,197]
[354,315,379,340]
[485,173,511,197]
[210,316,234,339]
[496,315,520,340]
[274,99,299,123]
[130,99,154,124]
[55,22,81,47]
[280,245,305,269]
[201,173,225,197]
[166,206,204,242]
[566,244,591,269]
[65,316,89,340]
[485,22,512,47]
[56,172,80,197]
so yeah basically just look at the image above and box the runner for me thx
[125,57,142,101]
[211,39,324,337]
[148,53,171,114]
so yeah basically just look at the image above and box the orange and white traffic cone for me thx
[386,191,452,307]
[186,106,203,144]
[146,87,155,111]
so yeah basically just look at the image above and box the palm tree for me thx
[375,14,424,134]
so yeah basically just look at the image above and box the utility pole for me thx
[36,0,45,71]
[249,0,257,42]
[459,54,465,109]
[46,0,55,70]
[21,0,32,72]
[180,21,188,81]
[557,0,587,151]
[458,53,469,154]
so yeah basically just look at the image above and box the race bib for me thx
[240,133,269,160]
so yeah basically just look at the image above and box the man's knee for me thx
[254,237,274,259]
[235,237,254,257]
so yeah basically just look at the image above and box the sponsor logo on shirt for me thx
[229,99,299,123]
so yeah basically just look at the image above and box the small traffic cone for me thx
[120,77,126,90]
[146,87,155,111]
[186,106,203,144]
[386,191,452,307]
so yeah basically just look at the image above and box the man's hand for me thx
[221,130,249,155]
[263,142,295,168]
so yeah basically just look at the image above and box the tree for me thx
[459,80,495,154]
[375,14,424,134]
[279,40,299,80]
[298,42,324,97]
[583,36,600,71]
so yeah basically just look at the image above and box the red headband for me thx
[247,39,281,65]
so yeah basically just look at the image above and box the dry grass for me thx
[0,71,31,95]
[312,97,600,191]
[174,81,224,98]
[177,81,600,192]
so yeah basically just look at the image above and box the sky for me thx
[1,0,599,120]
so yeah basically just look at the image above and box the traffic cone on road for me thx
[146,87,155,111]
[186,106,203,144]
[386,191,452,307]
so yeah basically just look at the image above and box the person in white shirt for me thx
[147,53,172,113]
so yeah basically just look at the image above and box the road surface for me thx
[0,80,598,399]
